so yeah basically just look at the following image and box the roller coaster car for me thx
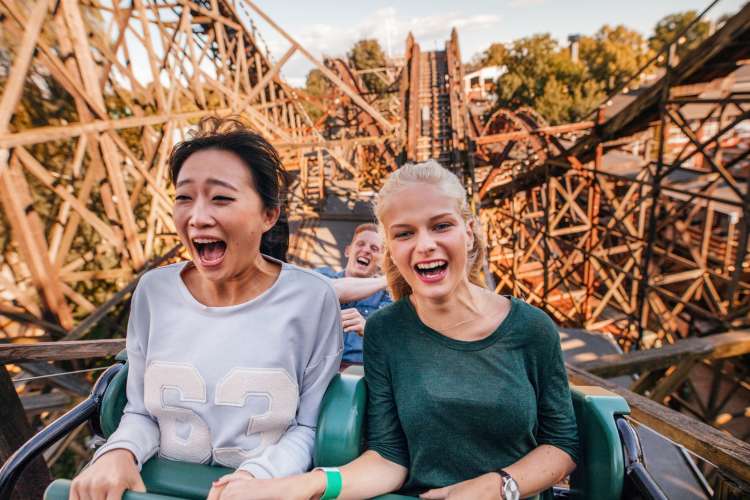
[1,354,665,500]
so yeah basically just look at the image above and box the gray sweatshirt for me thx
[93,260,343,478]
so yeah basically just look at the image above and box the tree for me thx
[347,39,387,94]
[305,68,331,98]
[495,34,605,124]
[467,42,507,72]
[579,25,652,93]
[649,11,711,61]
[302,68,331,122]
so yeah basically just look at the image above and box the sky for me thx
[241,0,747,87]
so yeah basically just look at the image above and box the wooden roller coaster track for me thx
[1,0,750,497]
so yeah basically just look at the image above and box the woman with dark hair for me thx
[68,117,343,500]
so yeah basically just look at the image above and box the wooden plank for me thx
[241,0,394,132]
[0,156,73,329]
[60,0,107,112]
[0,0,49,131]
[243,46,296,105]
[475,121,594,145]
[0,365,51,499]
[0,109,231,149]
[99,135,145,268]
[20,391,72,415]
[132,0,167,111]
[568,364,750,484]
[0,0,49,181]
[0,339,125,365]
[14,147,122,249]
[575,331,750,377]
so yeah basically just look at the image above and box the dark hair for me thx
[168,116,289,211]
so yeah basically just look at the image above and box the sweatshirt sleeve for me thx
[92,281,160,469]
[238,285,343,478]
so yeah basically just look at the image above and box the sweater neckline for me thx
[402,295,518,351]
[176,256,287,313]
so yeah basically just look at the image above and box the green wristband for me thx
[318,467,342,500]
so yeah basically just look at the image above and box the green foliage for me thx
[467,42,506,72]
[649,10,711,61]
[579,25,651,93]
[487,9,715,124]
[305,68,331,98]
[303,69,330,122]
[495,34,605,124]
[347,39,387,94]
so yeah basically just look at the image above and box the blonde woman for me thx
[215,160,578,500]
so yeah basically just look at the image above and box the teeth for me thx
[193,238,221,244]
[416,261,446,270]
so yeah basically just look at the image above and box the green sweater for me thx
[363,296,579,497]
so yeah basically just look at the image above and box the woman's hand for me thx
[208,470,326,500]
[206,470,253,500]
[420,472,502,500]
[70,449,146,500]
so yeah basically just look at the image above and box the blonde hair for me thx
[373,160,487,300]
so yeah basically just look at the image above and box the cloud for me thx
[249,6,500,86]
[294,7,501,60]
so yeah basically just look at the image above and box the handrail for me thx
[575,331,750,377]
[0,339,125,366]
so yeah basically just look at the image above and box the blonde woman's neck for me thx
[411,281,483,323]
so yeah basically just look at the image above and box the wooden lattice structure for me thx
[0,0,397,339]
[2,1,750,497]
[480,4,750,349]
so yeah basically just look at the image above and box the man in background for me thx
[317,223,391,367]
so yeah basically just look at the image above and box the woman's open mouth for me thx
[414,260,448,283]
[193,238,227,267]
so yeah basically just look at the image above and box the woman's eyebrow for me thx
[428,212,455,221]
[175,178,238,191]
[206,178,239,191]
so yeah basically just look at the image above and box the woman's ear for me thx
[465,218,475,251]
[262,206,281,232]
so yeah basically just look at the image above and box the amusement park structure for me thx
[1,0,750,498]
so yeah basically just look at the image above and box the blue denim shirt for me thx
[316,267,392,363]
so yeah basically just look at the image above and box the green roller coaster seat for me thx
[569,386,630,500]
[45,360,629,500]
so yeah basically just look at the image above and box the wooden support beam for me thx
[0,0,50,179]
[475,121,594,146]
[575,331,750,377]
[0,157,73,329]
[21,391,72,416]
[243,46,297,105]
[0,339,125,365]
[0,0,50,130]
[240,0,395,132]
[0,109,231,149]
